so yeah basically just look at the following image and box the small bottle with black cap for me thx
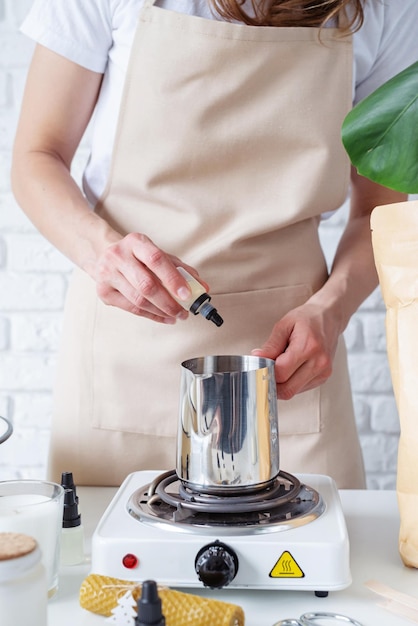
[175,267,223,327]
[135,580,165,626]
[60,488,85,565]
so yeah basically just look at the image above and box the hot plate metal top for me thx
[127,469,325,534]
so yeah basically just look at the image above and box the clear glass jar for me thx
[0,532,48,626]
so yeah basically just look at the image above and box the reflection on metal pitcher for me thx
[177,355,279,492]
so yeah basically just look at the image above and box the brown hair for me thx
[209,0,364,31]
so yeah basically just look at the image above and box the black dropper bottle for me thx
[62,488,81,528]
[60,488,85,565]
[135,580,165,626]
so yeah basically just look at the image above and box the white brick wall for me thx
[0,0,401,488]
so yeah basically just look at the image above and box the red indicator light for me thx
[122,553,139,569]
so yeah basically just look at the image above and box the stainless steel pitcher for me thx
[177,355,279,492]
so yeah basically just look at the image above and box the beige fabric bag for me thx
[371,200,418,568]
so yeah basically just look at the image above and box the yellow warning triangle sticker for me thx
[269,550,305,578]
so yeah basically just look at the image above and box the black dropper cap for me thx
[135,580,165,626]
[205,307,224,327]
[61,471,78,503]
[199,301,224,327]
[62,488,81,529]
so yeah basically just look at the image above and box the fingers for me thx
[252,312,335,400]
[274,351,332,399]
[128,234,209,301]
[251,338,288,362]
[94,233,201,320]
[96,282,181,324]
[251,316,291,361]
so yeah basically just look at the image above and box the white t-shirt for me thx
[21,0,418,205]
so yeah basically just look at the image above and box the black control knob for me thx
[195,540,239,589]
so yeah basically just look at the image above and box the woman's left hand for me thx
[252,299,339,400]
[253,167,408,400]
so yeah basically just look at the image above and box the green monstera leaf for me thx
[342,60,418,194]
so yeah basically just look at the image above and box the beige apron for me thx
[48,2,365,488]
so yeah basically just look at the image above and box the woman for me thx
[12,0,417,487]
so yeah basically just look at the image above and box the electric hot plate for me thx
[91,470,351,596]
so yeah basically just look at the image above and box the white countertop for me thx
[49,486,418,626]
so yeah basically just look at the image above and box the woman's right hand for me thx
[93,233,207,323]
[11,45,208,325]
